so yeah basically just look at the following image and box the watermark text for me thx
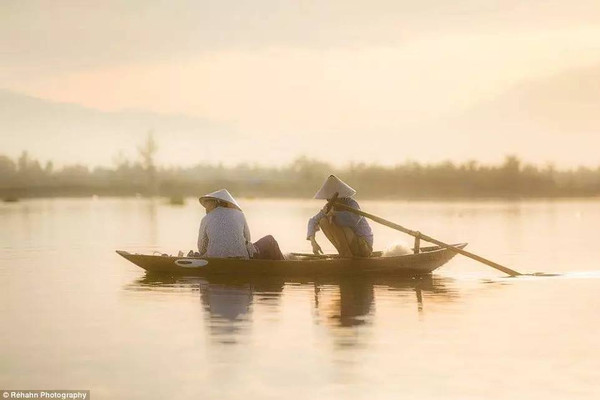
[1,391,89,400]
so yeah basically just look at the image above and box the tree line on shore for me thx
[1,151,599,199]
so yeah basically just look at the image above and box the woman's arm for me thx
[307,209,326,239]
[243,217,252,243]
[197,218,208,255]
[242,215,257,258]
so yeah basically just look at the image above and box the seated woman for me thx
[306,175,373,257]
[198,189,284,260]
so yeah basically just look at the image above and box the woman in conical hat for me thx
[199,189,242,210]
[307,175,373,257]
[198,189,284,260]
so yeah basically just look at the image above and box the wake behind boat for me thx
[116,243,467,277]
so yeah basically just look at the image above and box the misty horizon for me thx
[2,79,600,169]
[2,145,600,172]
[2,149,599,200]
[2,2,600,169]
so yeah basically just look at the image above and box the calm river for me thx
[1,198,599,399]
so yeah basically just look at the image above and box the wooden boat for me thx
[116,243,467,277]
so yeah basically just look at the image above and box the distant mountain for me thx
[418,65,600,167]
[467,65,600,132]
[0,90,237,166]
[2,64,600,169]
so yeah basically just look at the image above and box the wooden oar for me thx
[290,252,338,259]
[290,251,383,259]
[332,201,521,276]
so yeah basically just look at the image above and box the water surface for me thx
[1,198,599,399]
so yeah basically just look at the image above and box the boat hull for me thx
[116,244,467,277]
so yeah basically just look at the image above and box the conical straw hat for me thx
[313,175,356,199]
[199,189,242,210]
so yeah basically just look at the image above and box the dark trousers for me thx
[253,235,285,260]
[318,218,372,257]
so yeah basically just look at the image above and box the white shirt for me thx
[197,207,256,259]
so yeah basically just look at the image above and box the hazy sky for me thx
[2,1,600,167]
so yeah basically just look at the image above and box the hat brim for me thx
[198,196,241,210]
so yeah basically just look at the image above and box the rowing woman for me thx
[198,189,284,260]
[306,175,374,257]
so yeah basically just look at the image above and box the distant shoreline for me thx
[2,153,600,201]
[3,188,599,202]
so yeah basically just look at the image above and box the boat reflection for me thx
[310,275,457,327]
[131,274,286,343]
[128,273,458,318]
[129,273,457,344]
[198,279,253,343]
